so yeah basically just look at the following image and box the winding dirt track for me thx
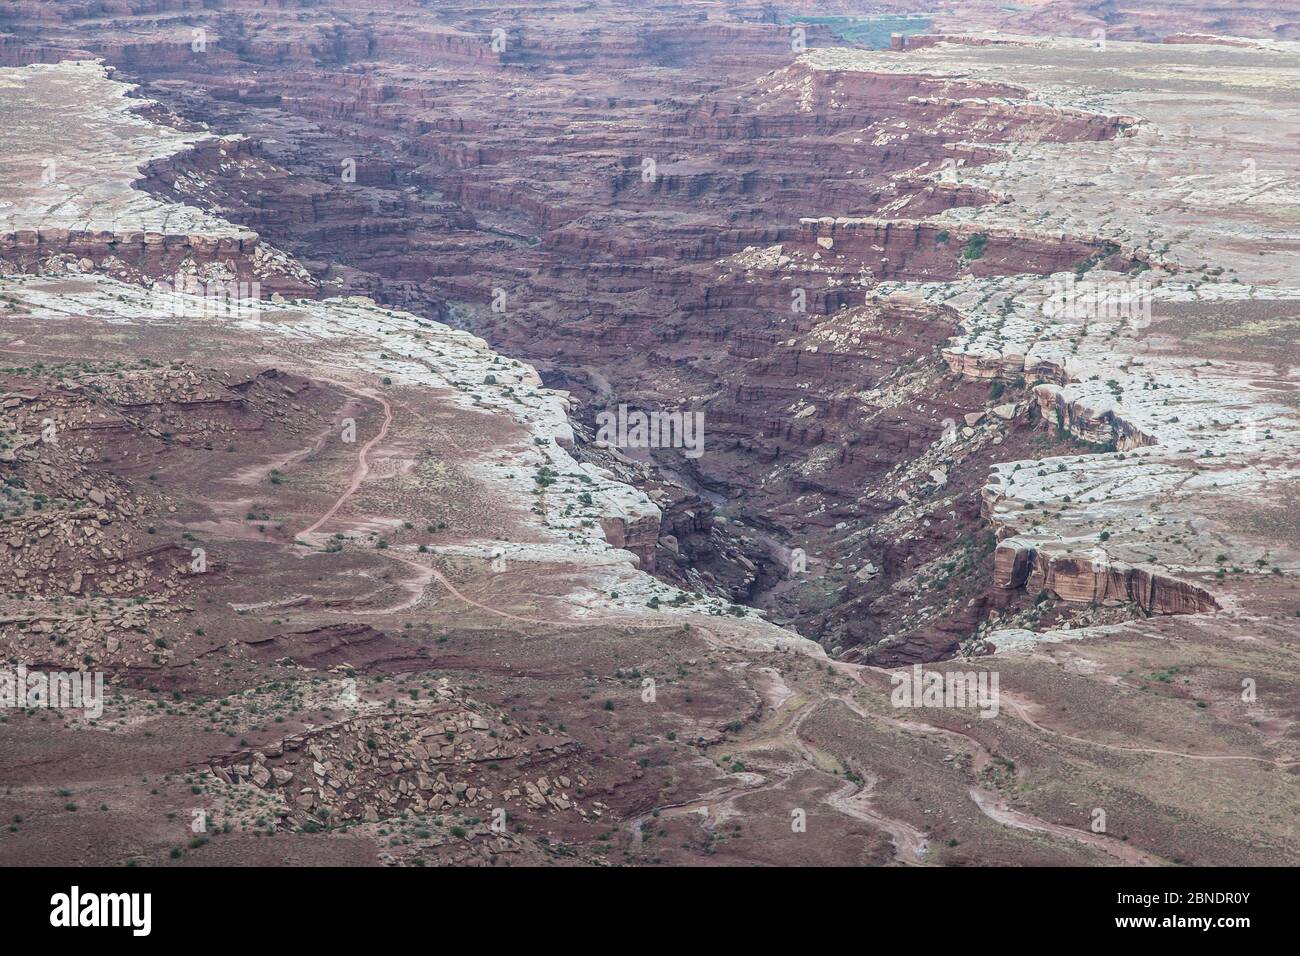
[1001,694,1296,768]
[298,386,394,540]
[626,692,933,865]
[833,661,1293,769]
[967,787,1160,865]
[291,375,1292,864]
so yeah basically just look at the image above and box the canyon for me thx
[0,1,1296,869]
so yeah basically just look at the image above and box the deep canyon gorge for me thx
[0,1,1296,870]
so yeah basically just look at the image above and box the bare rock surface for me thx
[0,6,1295,868]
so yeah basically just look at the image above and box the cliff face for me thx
[994,543,1218,614]
[3,4,1300,871]
[2,228,244,270]
[795,218,1132,281]
[0,60,313,292]
[864,37,1300,659]
[2,5,1294,668]
[773,0,1300,41]
[0,7,1148,658]
[1028,383,1156,452]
